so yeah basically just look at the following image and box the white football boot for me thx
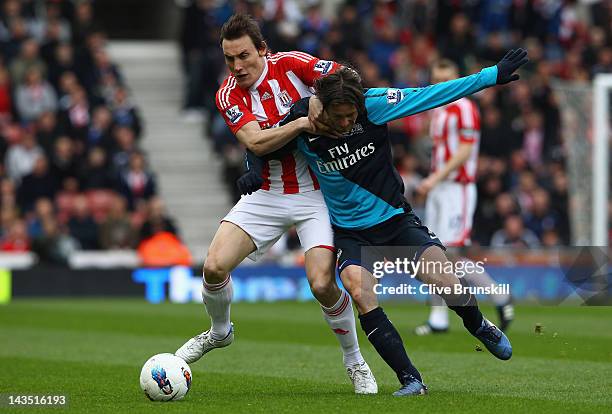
[175,324,234,364]
[346,361,378,394]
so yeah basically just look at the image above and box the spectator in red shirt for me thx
[0,218,30,252]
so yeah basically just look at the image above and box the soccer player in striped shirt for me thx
[175,14,378,394]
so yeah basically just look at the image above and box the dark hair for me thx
[314,67,365,114]
[220,14,266,52]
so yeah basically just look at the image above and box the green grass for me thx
[1,299,611,413]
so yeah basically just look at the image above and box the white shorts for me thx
[424,181,476,247]
[222,189,334,261]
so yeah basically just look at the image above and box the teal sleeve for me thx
[365,66,498,125]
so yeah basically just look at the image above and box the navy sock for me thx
[359,307,422,384]
[449,293,484,334]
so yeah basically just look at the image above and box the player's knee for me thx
[203,255,228,283]
[341,268,363,301]
[309,278,335,300]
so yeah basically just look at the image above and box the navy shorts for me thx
[334,212,445,274]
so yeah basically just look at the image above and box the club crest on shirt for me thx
[343,123,364,137]
[386,88,403,105]
[226,105,244,124]
[314,60,333,75]
[278,90,293,108]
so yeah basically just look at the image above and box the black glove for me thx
[237,149,265,195]
[496,48,529,84]
[237,170,264,195]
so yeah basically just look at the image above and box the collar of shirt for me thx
[249,56,269,92]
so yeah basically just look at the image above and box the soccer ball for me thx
[140,353,192,401]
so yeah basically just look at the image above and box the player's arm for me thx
[245,97,312,156]
[236,99,312,195]
[235,119,311,156]
[216,87,311,157]
[234,120,308,195]
[365,49,527,125]
[418,142,473,195]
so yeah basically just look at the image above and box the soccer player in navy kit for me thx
[239,50,527,396]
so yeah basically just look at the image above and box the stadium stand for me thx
[0,0,186,264]
[180,0,611,249]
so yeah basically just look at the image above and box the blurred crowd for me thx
[180,0,612,248]
[0,0,181,264]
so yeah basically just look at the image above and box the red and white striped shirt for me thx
[429,97,480,184]
[216,51,339,194]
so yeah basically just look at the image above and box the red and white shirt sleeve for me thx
[215,77,256,135]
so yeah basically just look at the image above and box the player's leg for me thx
[415,294,449,335]
[455,254,514,331]
[418,253,514,334]
[417,185,451,335]
[295,191,376,394]
[202,220,255,337]
[303,247,376,394]
[303,246,340,307]
[416,245,512,360]
[175,220,255,363]
[340,263,426,396]
[420,183,513,332]
[304,246,361,364]
[455,184,514,330]
[177,191,288,363]
[334,226,426,396]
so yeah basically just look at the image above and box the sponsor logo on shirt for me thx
[317,142,376,173]
[226,105,243,124]
[261,91,272,101]
[386,88,403,105]
[314,60,333,75]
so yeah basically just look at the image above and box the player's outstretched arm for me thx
[365,48,528,125]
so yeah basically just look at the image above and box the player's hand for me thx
[237,170,264,195]
[496,48,529,84]
[308,96,342,138]
[416,175,438,196]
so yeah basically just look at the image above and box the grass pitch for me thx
[1,299,611,413]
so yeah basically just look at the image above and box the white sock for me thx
[460,257,511,306]
[428,302,450,330]
[320,290,364,367]
[202,274,233,340]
